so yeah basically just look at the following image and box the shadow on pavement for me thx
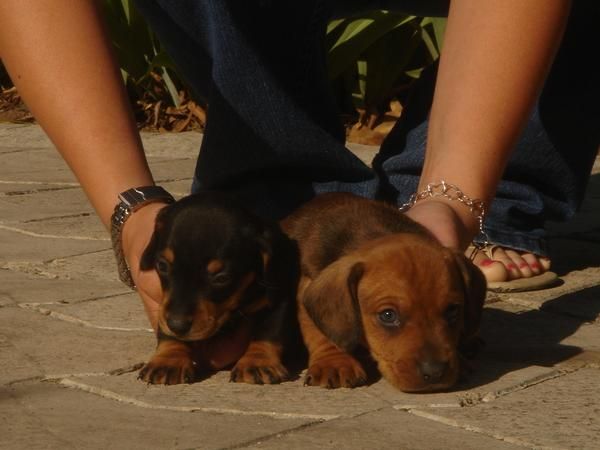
[459,285,600,389]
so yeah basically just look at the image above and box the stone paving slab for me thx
[5,212,108,241]
[0,123,54,148]
[0,147,77,184]
[481,301,600,357]
[148,158,195,182]
[31,292,151,332]
[369,361,565,408]
[63,371,388,419]
[491,266,600,315]
[1,383,314,450]
[0,228,108,263]
[244,407,522,450]
[0,307,151,384]
[423,368,600,450]
[0,269,126,307]
[8,248,122,283]
[1,188,94,223]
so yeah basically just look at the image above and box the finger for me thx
[134,269,162,331]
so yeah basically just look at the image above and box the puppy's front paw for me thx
[305,354,367,388]
[230,354,289,385]
[138,343,197,385]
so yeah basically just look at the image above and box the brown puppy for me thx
[282,192,486,392]
[138,192,299,385]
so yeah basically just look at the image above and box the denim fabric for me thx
[135,0,378,220]
[135,0,599,256]
[376,1,600,255]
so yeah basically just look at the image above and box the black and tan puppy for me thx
[282,193,486,392]
[138,193,298,385]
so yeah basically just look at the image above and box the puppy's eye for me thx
[155,258,170,276]
[444,304,461,325]
[211,271,231,286]
[377,309,401,327]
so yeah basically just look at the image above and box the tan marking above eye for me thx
[161,248,175,263]
[206,259,225,274]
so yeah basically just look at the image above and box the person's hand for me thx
[404,198,478,251]
[121,202,166,329]
[120,202,251,370]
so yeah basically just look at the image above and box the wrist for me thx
[110,186,174,289]
[121,201,169,261]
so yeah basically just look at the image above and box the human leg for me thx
[375,0,584,288]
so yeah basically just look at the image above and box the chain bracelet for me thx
[398,180,490,248]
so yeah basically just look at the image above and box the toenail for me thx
[480,259,495,267]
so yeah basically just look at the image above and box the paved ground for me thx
[1,123,599,450]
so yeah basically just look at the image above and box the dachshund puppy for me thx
[282,193,486,392]
[138,192,298,385]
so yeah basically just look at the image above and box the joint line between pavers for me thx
[22,212,93,223]
[154,176,193,183]
[406,408,558,450]
[18,303,153,333]
[480,367,579,404]
[0,180,79,186]
[0,224,109,241]
[218,420,332,450]
[224,406,396,450]
[62,290,137,305]
[8,365,144,386]
[394,368,580,412]
[43,247,112,263]
[41,365,144,382]
[57,378,340,421]
[0,186,81,197]
[15,287,135,306]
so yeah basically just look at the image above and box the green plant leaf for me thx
[327,11,415,79]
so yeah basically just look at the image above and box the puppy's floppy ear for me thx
[303,257,365,352]
[139,208,169,271]
[451,252,487,341]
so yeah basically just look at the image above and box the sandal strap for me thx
[467,243,499,261]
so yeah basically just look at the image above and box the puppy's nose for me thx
[418,359,449,384]
[166,315,192,336]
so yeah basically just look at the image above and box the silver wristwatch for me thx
[110,186,175,289]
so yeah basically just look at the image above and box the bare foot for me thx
[403,198,553,286]
[469,245,551,283]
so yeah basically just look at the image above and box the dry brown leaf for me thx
[188,101,207,124]
[173,113,192,132]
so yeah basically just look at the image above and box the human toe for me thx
[470,250,509,283]
[504,249,535,278]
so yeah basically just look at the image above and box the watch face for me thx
[118,187,174,211]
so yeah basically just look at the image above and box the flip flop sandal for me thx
[467,244,560,293]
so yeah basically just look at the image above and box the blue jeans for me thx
[135,0,599,256]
